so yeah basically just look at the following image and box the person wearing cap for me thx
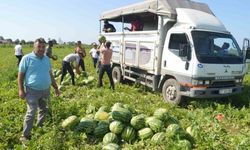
[74,41,86,71]
[18,38,60,142]
[60,52,83,85]
[89,43,99,68]
[103,20,116,33]
[98,41,115,90]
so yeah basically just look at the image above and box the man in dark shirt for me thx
[103,20,116,33]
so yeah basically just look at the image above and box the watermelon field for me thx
[0,44,250,149]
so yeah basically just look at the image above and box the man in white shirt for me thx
[60,52,83,85]
[14,43,23,66]
[89,43,99,68]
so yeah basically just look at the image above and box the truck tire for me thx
[162,79,182,105]
[112,66,122,83]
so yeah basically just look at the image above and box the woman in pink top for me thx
[98,41,115,90]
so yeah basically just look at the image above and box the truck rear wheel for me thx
[112,66,122,83]
[162,79,182,105]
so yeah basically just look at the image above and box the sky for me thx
[0,0,249,45]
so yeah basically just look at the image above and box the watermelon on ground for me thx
[109,121,124,134]
[138,128,154,140]
[94,111,110,121]
[103,132,119,144]
[130,114,146,130]
[102,143,120,150]
[77,118,97,133]
[121,126,136,143]
[153,108,169,121]
[62,115,79,130]
[151,132,166,143]
[94,121,110,138]
[111,107,132,123]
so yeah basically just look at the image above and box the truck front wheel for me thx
[162,79,182,105]
[112,66,122,83]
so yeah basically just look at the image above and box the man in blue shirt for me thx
[18,38,60,142]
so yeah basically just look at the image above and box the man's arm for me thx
[49,70,60,96]
[18,72,26,99]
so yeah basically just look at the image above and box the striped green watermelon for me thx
[151,132,166,143]
[94,121,110,138]
[177,140,192,150]
[109,121,124,134]
[153,108,169,121]
[147,117,164,133]
[138,128,154,140]
[102,143,120,150]
[111,108,132,123]
[165,124,183,139]
[130,114,146,130]
[61,115,79,130]
[121,126,136,143]
[164,116,179,127]
[123,104,137,114]
[103,132,119,144]
[77,118,97,133]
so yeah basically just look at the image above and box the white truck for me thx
[99,0,250,105]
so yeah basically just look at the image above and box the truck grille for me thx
[209,81,235,88]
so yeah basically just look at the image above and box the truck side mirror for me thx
[179,44,191,61]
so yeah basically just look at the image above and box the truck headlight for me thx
[204,80,210,85]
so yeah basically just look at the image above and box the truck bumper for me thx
[183,86,243,98]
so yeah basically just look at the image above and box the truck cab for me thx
[100,0,250,105]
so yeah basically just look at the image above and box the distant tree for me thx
[6,39,13,43]
[0,36,4,40]
[20,40,26,45]
[26,41,34,45]
[14,39,20,44]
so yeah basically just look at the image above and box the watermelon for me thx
[102,143,120,150]
[111,108,132,123]
[94,111,110,121]
[165,124,183,139]
[111,103,124,111]
[164,116,179,127]
[138,128,154,140]
[130,114,146,130]
[99,35,106,43]
[121,126,136,143]
[109,121,124,134]
[62,115,79,130]
[78,118,97,133]
[177,140,192,150]
[103,132,119,144]
[151,132,166,143]
[94,121,110,138]
[146,117,164,133]
[52,54,58,60]
[186,126,199,138]
[153,108,169,121]
[87,76,95,83]
[123,104,137,114]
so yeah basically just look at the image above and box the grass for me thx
[0,44,250,149]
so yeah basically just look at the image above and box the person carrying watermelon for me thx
[97,41,115,90]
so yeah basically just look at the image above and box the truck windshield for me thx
[192,31,243,64]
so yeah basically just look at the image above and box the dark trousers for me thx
[98,64,114,90]
[79,59,85,71]
[92,58,98,68]
[16,55,22,66]
[60,61,75,85]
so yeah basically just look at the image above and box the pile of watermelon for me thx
[53,69,95,90]
[61,103,195,149]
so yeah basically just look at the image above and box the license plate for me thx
[219,88,232,94]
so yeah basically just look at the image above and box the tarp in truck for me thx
[100,0,214,22]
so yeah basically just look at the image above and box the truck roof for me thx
[100,0,214,22]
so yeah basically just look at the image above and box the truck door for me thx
[162,33,192,78]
